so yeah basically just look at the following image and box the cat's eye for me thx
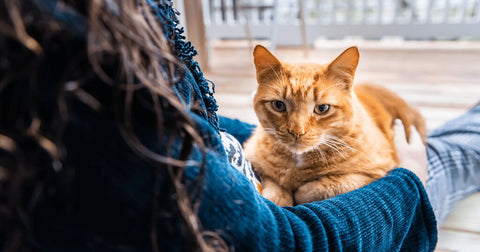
[314,104,330,114]
[271,100,286,112]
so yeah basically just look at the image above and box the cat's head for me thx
[252,45,359,154]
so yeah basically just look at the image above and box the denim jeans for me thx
[426,104,480,225]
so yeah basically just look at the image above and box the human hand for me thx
[393,120,428,186]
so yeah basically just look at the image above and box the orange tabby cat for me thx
[244,45,426,206]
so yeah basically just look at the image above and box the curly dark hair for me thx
[0,0,225,251]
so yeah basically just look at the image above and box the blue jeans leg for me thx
[426,105,480,225]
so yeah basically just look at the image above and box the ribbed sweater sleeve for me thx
[196,149,437,251]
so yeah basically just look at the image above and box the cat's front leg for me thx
[262,178,294,206]
[294,174,373,204]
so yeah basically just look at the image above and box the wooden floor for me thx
[204,40,480,251]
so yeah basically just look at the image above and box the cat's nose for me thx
[287,129,306,139]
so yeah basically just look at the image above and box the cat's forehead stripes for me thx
[284,77,317,98]
[281,65,317,101]
[283,85,337,107]
[283,63,323,88]
[280,65,337,105]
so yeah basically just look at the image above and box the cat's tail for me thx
[356,84,427,144]
[399,105,427,144]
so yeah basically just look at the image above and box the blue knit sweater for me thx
[199,117,437,251]
[28,1,437,251]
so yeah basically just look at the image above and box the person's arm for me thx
[218,116,256,145]
[193,149,437,251]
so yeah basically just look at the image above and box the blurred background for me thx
[175,1,480,251]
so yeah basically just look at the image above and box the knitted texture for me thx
[148,0,219,130]
[192,148,438,251]
[201,120,438,251]
[24,1,438,251]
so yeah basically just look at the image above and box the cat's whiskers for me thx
[320,136,349,161]
[327,132,362,146]
[313,147,329,167]
[324,141,348,161]
[329,136,354,153]
[327,135,355,152]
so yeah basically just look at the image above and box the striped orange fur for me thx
[244,45,426,206]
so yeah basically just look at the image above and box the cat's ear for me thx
[327,46,359,90]
[253,45,282,82]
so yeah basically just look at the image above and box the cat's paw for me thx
[264,193,294,207]
[294,182,330,205]
[261,179,294,206]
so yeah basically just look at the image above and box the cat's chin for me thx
[289,143,317,155]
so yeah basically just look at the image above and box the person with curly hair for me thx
[0,0,479,251]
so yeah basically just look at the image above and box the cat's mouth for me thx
[271,130,323,154]
[283,137,319,154]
